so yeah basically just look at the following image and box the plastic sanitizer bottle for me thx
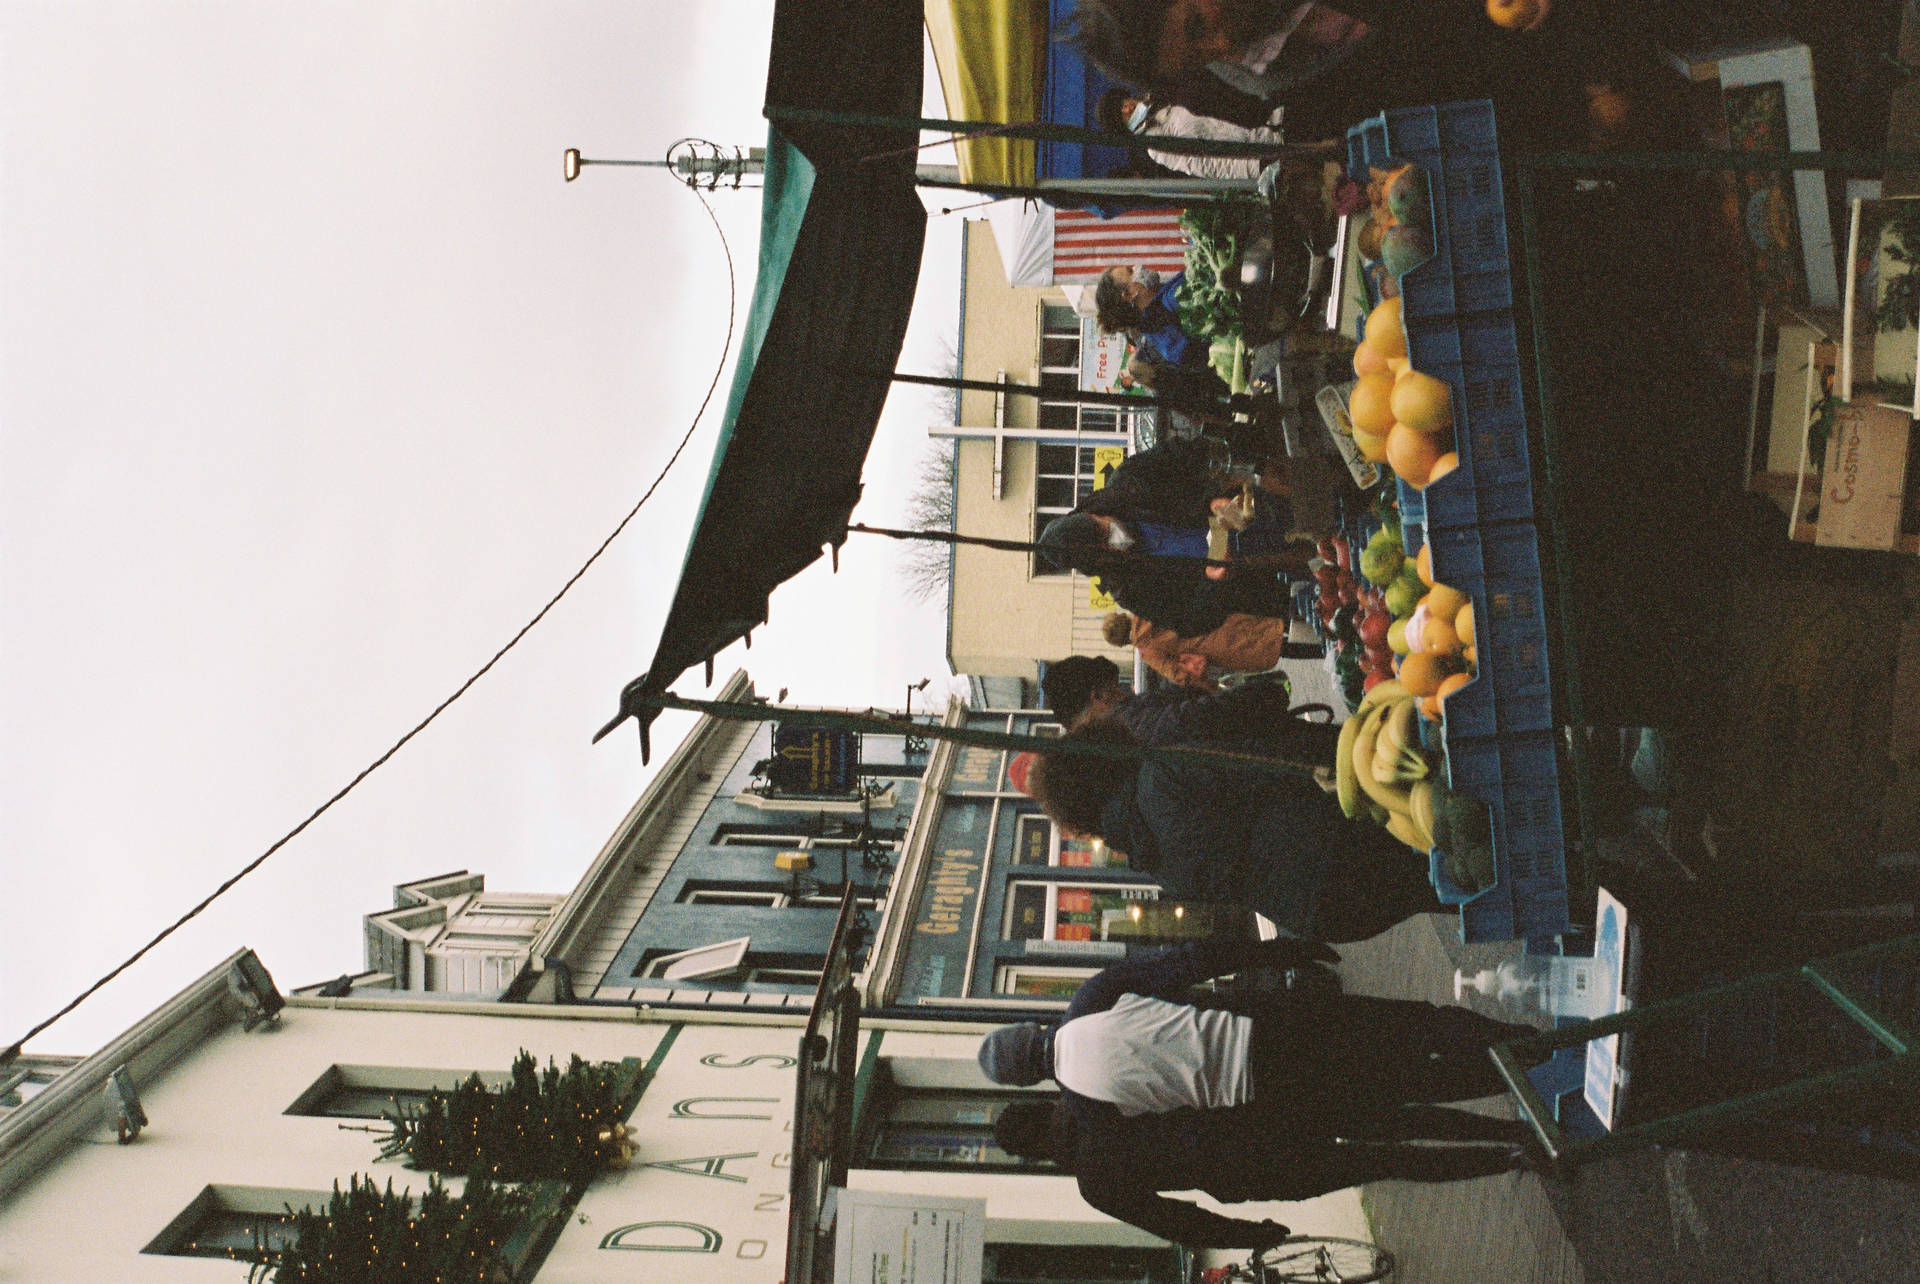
[1454,956,1609,1021]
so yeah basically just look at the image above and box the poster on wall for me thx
[832,1189,985,1284]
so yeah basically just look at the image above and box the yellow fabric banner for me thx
[923,0,1045,186]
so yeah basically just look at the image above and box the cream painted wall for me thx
[0,1004,671,1281]
[948,222,1130,681]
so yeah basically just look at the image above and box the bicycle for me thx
[1200,1236,1395,1284]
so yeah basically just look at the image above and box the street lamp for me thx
[903,679,931,757]
[562,140,765,189]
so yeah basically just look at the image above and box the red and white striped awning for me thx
[985,201,1189,288]
[1050,208,1190,285]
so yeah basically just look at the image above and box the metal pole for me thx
[630,690,1319,780]
[765,104,1334,162]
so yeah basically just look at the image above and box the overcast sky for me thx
[1,2,963,1054]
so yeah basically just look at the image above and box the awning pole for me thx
[765,104,1336,163]
[629,690,1317,780]
[880,369,1227,416]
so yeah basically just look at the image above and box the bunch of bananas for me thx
[1335,679,1438,852]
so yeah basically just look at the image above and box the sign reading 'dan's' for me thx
[831,1189,985,1284]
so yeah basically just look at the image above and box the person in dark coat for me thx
[1040,653,1339,764]
[1029,717,1441,940]
[1059,0,1672,151]
[976,936,1536,1247]
[1038,438,1307,638]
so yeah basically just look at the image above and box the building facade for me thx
[945,221,1141,680]
[0,675,1369,1280]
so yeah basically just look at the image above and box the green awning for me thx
[597,0,929,759]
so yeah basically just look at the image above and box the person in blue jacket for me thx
[976,936,1537,1247]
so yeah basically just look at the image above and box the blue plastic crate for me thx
[1437,730,1572,943]
[1422,523,1552,736]
[1346,100,1513,319]
[1405,313,1533,530]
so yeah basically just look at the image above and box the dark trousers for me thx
[1248,1138,1521,1197]
[1247,994,1537,1134]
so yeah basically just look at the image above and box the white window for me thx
[641,937,752,981]
[684,888,790,907]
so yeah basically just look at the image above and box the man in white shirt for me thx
[978,936,1536,1138]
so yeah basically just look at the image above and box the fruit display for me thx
[1332,680,1494,891]
[1334,679,1500,892]
[1348,296,1457,492]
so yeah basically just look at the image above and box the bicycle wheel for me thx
[1256,1236,1394,1284]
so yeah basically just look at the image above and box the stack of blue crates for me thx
[1347,101,1569,948]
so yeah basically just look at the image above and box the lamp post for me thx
[902,679,931,758]
[563,142,766,189]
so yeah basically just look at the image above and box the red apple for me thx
[1363,670,1389,693]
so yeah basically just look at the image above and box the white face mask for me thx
[1127,100,1153,131]
[1130,266,1162,293]
[1105,522,1136,551]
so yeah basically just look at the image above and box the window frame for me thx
[285,1064,506,1121]
[855,1061,1060,1175]
[143,1185,328,1263]
[639,936,753,981]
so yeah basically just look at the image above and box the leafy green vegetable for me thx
[1175,202,1263,347]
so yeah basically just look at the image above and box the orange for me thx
[1428,451,1459,485]
[1353,341,1390,379]
[1386,356,1411,378]
[1426,582,1467,621]
[1461,643,1477,668]
[1348,371,1397,436]
[1419,694,1444,720]
[1365,296,1407,360]
[1386,421,1444,487]
[1398,651,1451,698]
[1456,602,1475,648]
[1415,543,1434,586]
[1486,0,1548,30]
[1352,427,1390,464]
[1425,617,1459,655]
[1390,370,1453,434]
[1436,672,1472,705]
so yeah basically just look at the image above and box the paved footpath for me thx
[1336,913,1920,1283]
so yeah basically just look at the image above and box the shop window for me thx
[861,1081,1059,1173]
[1005,881,1233,945]
[1005,881,1159,942]
[286,1065,503,1120]
[144,1186,324,1263]
[1012,814,1128,869]
[994,964,1100,1000]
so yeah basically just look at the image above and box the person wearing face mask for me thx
[1036,437,1309,638]
[1095,86,1286,182]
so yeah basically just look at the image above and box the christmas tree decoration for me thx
[245,1173,527,1284]
[373,1051,641,1185]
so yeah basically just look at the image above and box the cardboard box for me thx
[1815,401,1912,550]
[1666,38,1840,310]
